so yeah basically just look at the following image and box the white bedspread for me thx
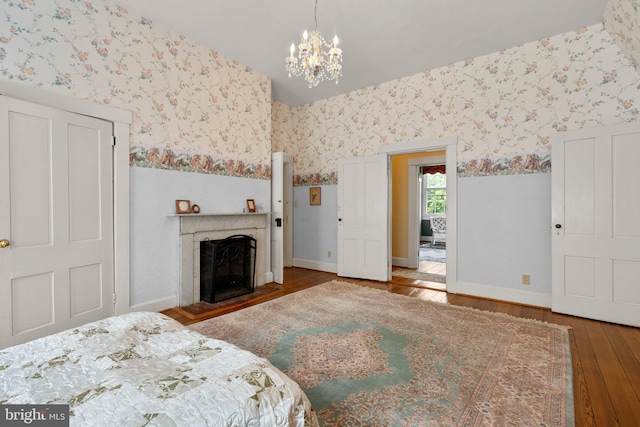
[0,312,318,426]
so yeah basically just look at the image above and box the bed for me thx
[0,312,318,426]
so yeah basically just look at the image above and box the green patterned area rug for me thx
[190,281,574,426]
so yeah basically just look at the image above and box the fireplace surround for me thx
[175,213,268,307]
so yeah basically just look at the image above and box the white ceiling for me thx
[120,0,609,106]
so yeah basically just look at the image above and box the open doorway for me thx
[379,136,457,293]
[415,159,447,287]
[390,152,447,289]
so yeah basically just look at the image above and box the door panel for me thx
[8,111,52,248]
[69,263,102,317]
[613,260,640,304]
[613,134,640,238]
[564,256,596,298]
[11,272,54,335]
[0,96,114,348]
[337,155,390,281]
[552,123,640,327]
[563,138,595,236]
[69,124,103,242]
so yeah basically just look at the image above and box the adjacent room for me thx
[1,0,639,425]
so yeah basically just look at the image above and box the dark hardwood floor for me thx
[161,267,640,427]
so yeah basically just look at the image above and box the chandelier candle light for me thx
[286,0,342,88]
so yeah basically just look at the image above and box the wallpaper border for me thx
[130,145,271,179]
[292,152,551,186]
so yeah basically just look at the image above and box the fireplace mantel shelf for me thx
[168,212,272,217]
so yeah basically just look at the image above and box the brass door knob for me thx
[0,239,9,248]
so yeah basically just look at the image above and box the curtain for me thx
[422,165,446,175]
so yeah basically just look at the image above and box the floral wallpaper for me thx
[0,0,272,179]
[605,0,640,75]
[272,23,640,183]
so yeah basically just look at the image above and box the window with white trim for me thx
[421,168,446,218]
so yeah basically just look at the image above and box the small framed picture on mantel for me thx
[246,199,256,213]
[175,199,191,214]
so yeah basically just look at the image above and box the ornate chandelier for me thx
[285,0,342,88]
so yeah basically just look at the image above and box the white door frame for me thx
[380,136,458,293]
[407,155,446,269]
[0,81,132,314]
[283,160,293,267]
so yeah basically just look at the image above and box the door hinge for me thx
[113,293,117,304]
[112,136,116,146]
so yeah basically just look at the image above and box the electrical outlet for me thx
[521,274,530,285]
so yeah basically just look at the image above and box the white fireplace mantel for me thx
[173,213,270,307]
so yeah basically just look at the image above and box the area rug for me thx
[190,281,573,426]
[420,242,447,263]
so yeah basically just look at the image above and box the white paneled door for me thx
[552,123,640,327]
[0,96,114,348]
[337,155,390,282]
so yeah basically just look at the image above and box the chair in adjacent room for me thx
[430,215,446,246]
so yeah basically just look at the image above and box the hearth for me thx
[200,235,256,303]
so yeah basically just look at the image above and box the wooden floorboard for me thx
[161,267,640,427]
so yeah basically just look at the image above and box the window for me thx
[421,171,446,218]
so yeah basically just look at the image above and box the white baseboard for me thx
[264,271,274,284]
[392,257,408,267]
[455,281,551,308]
[293,258,337,273]
[129,295,177,313]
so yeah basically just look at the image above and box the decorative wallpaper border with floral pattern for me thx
[274,21,640,183]
[0,0,272,180]
[129,146,271,179]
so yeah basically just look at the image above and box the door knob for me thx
[0,239,9,248]
[555,224,562,229]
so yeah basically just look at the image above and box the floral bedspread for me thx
[0,312,318,427]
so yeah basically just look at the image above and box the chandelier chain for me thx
[314,0,318,31]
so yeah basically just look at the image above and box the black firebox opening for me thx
[200,234,256,303]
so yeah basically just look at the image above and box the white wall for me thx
[130,167,270,309]
[290,173,552,306]
[457,173,552,304]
